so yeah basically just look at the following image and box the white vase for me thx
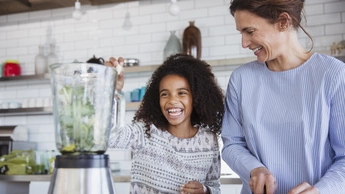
[35,45,47,75]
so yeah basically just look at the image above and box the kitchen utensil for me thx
[48,62,125,194]
[0,63,3,77]
[86,55,105,65]
[8,102,21,109]
[123,58,139,66]
[35,98,43,107]
[131,88,140,102]
[28,98,36,108]
[3,60,21,77]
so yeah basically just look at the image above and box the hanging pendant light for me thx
[169,0,180,16]
[72,0,83,20]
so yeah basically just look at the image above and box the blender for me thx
[48,63,125,194]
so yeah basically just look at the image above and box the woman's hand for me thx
[250,166,277,194]
[104,57,124,92]
[288,182,319,194]
[180,180,208,194]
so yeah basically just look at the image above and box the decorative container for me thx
[163,31,182,60]
[182,21,202,59]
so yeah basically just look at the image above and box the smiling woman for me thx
[107,53,225,194]
[221,0,345,194]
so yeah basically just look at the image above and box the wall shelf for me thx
[0,102,141,117]
[0,107,53,116]
[0,57,256,84]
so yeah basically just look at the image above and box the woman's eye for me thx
[247,31,254,35]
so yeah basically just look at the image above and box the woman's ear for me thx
[277,12,292,31]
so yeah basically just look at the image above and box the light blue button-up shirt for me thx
[221,53,345,194]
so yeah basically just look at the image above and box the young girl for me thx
[106,54,224,194]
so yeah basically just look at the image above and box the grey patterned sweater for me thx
[108,122,221,194]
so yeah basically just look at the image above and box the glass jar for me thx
[35,45,47,74]
[49,63,125,154]
[47,44,58,66]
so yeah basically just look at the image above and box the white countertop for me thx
[0,170,241,184]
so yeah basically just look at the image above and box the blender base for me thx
[48,154,116,194]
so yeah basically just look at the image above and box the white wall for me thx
[0,0,344,169]
[0,0,344,72]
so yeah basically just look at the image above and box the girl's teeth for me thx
[168,108,181,113]
[168,108,182,116]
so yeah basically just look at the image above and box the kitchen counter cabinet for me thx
[28,182,242,194]
[29,181,131,194]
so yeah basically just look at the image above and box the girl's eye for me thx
[160,93,168,97]
[179,91,187,95]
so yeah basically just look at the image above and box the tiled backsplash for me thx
[0,0,344,171]
[0,0,344,74]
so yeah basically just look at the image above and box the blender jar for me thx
[49,63,124,154]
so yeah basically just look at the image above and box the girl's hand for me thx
[180,180,208,194]
[104,57,124,92]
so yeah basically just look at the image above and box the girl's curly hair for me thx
[133,53,225,138]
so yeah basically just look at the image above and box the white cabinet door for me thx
[114,182,130,193]
[221,184,242,194]
[29,181,50,194]
[29,181,130,194]
[0,181,29,194]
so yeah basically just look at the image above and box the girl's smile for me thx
[159,74,195,138]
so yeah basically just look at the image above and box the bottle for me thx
[163,31,182,60]
[35,45,47,75]
[49,150,56,174]
[47,44,58,66]
[182,21,202,59]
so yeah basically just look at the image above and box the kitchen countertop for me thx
[0,171,242,185]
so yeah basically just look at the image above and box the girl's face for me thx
[234,10,283,63]
[159,74,193,128]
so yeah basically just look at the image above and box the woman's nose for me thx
[241,34,250,48]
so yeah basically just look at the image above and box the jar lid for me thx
[5,59,19,64]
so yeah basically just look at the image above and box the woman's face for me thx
[234,10,283,63]
[159,74,193,127]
